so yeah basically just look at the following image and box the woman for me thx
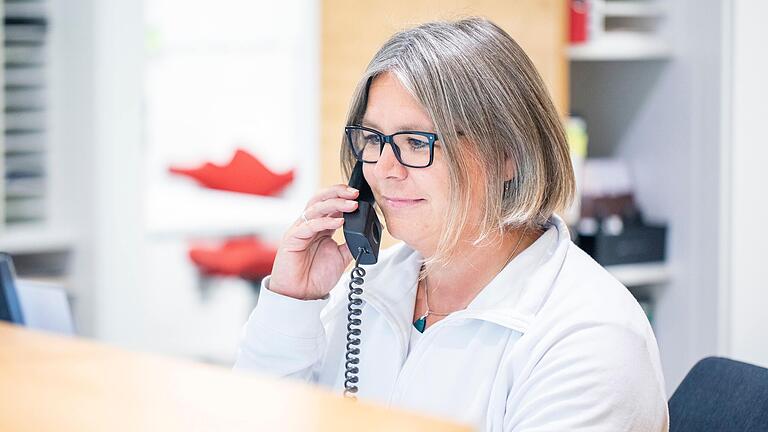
[235,18,668,431]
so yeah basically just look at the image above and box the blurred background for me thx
[0,0,765,397]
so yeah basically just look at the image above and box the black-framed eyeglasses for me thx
[345,125,438,168]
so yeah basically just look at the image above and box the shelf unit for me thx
[0,3,72,240]
[0,0,82,338]
[0,225,74,254]
[568,34,671,61]
[569,0,725,393]
[569,2,673,317]
[569,0,670,61]
[601,1,664,18]
[2,0,49,227]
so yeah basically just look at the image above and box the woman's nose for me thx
[373,143,407,179]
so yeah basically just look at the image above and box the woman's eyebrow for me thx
[360,118,435,132]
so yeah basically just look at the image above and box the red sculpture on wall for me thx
[169,148,294,197]
[188,236,277,281]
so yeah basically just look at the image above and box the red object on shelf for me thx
[570,0,589,43]
[188,236,278,280]
[169,149,294,197]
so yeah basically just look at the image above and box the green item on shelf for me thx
[566,116,588,157]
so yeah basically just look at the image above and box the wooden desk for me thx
[0,323,470,431]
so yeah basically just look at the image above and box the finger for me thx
[304,198,357,220]
[292,217,345,241]
[305,184,359,208]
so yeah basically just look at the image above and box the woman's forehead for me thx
[363,72,435,132]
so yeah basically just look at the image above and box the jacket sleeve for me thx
[504,323,669,432]
[232,275,332,383]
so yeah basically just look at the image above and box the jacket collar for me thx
[358,215,571,339]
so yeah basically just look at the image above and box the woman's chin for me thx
[384,222,421,246]
[382,219,405,241]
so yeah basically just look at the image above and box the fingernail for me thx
[347,187,358,194]
[346,200,358,206]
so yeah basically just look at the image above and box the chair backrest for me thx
[669,356,768,432]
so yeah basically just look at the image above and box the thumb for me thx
[337,242,354,267]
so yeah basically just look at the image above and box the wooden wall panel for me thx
[320,0,568,187]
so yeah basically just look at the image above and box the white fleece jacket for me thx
[234,215,669,431]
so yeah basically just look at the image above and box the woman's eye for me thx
[363,134,380,144]
[408,138,429,150]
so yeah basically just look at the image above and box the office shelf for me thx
[145,184,305,238]
[0,226,75,254]
[571,0,670,62]
[569,33,672,61]
[605,262,671,287]
[602,1,665,18]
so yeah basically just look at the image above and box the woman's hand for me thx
[268,184,359,300]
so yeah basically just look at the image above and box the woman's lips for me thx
[382,196,425,209]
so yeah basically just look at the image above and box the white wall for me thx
[49,0,98,336]
[91,0,146,347]
[722,0,768,367]
[84,0,321,364]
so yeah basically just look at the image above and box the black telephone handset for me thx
[340,161,382,399]
[343,162,382,264]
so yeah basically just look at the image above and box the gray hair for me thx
[340,17,575,272]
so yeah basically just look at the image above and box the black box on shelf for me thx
[577,223,667,266]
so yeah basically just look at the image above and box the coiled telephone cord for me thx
[343,249,366,399]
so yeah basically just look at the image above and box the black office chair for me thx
[668,356,768,431]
